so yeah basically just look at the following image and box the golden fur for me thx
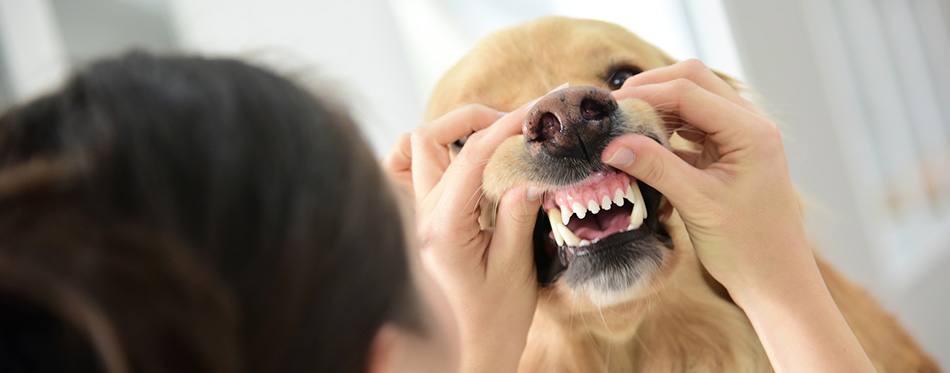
[425,16,938,372]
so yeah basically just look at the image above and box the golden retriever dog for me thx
[425,16,938,372]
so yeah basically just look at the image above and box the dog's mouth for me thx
[533,168,668,286]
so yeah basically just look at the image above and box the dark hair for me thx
[0,53,417,372]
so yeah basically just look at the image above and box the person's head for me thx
[0,53,457,372]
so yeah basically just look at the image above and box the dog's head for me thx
[426,16,738,335]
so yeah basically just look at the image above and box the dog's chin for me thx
[533,176,672,307]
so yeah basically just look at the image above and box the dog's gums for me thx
[543,170,647,247]
[532,166,669,287]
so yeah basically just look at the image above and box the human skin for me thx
[602,60,875,373]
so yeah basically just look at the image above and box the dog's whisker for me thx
[580,311,605,357]
[597,302,616,340]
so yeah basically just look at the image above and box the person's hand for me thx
[602,59,874,372]
[603,59,811,304]
[384,103,541,372]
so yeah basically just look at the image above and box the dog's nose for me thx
[523,86,618,160]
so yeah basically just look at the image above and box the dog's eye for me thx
[606,67,643,90]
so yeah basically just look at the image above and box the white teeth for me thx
[549,182,650,247]
[548,209,565,246]
[632,183,648,219]
[613,189,625,207]
[628,183,647,230]
[572,202,587,220]
[587,200,600,214]
[556,223,581,246]
[624,184,636,204]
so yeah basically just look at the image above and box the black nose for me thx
[523,86,618,160]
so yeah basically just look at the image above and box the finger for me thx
[431,107,529,216]
[382,133,413,191]
[616,79,764,157]
[415,104,505,146]
[382,133,412,170]
[673,148,701,167]
[617,59,753,111]
[411,105,505,200]
[486,186,541,279]
[602,134,706,206]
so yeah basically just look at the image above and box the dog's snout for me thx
[523,86,618,159]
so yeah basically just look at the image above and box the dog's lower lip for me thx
[556,226,651,267]
[534,179,666,286]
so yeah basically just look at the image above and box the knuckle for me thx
[410,127,428,145]
[458,103,496,122]
[641,153,668,187]
[670,77,699,92]
[678,58,708,75]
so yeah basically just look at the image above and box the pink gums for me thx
[543,170,638,242]
[542,170,632,212]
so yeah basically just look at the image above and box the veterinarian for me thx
[390,60,876,372]
[0,53,471,373]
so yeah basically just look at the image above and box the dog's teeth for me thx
[548,209,565,246]
[624,184,636,204]
[628,218,643,230]
[572,202,587,220]
[601,195,612,211]
[632,183,648,220]
[592,238,601,244]
[560,205,572,225]
[587,200,600,214]
[628,183,648,230]
[579,239,591,247]
[556,223,581,246]
[613,189,625,207]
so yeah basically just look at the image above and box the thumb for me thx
[602,134,705,205]
[486,186,541,278]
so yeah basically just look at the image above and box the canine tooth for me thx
[556,224,581,246]
[592,238,601,244]
[579,239,591,247]
[587,200,600,214]
[561,205,572,225]
[613,189,625,207]
[572,202,587,220]
[548,209,565,246]
[632,184,648,220]
[628,216,644,230]
[624,184,636,204]
[601,196,612,210]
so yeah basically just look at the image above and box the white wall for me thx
[168,0,420,155]
[722,0,950,367]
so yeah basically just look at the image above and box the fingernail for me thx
[605,148,635,167]
[526,186,543,201]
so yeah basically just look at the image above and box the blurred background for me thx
[0,0,947,367]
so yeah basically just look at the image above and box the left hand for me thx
[383,103,542,372]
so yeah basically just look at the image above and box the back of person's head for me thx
[0,52,421,372]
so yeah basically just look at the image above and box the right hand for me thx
[602,59,815,306]
[602,58,875,373]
